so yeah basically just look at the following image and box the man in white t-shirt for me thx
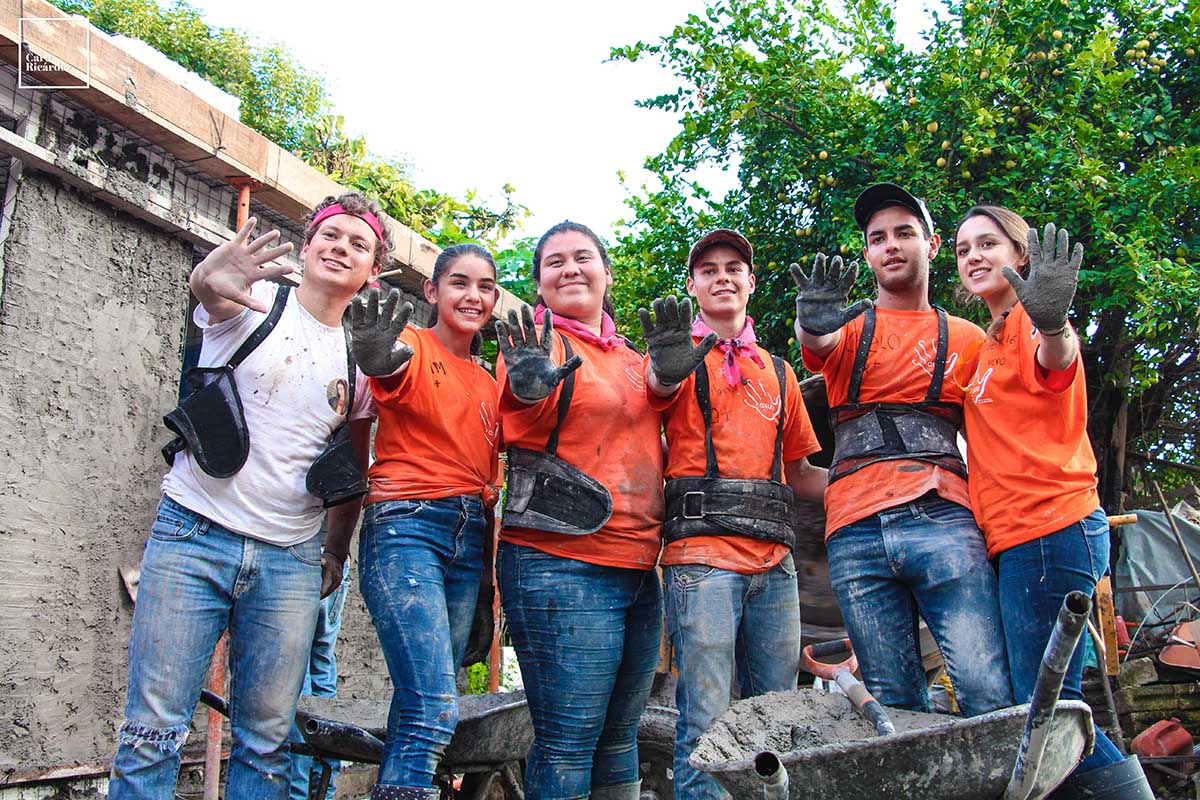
[110,193,390,800]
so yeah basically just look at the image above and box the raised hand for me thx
[1003,223,1082,335]
[194,217,295,312]
[495,305,583,403]
[349,287,414,376]
[638,295,717,387]
[790,254,873,336]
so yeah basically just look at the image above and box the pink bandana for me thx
[535,304,626,351]
[692,314,765,387]
[309,203,385,243]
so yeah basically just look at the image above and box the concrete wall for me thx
[0,169,193,767]
[0,167,407,773]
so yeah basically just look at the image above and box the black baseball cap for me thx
[853,183,936,237]
[688,229,754,271]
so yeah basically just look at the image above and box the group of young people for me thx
[106,180,1150,800]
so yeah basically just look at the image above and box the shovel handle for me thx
[802,638,858,679]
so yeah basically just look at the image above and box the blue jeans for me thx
[358,496,486,789]
[665,555,801,800]
[288,559,350,800]
[498,542,663,800]
[110,495,322,800]
[827,495,1013,716]
[999,508,1124,775]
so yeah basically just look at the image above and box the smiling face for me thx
[299,215,381,293]
[955,213,1026,307]
[862,205,940,301]
[687,243,755,321]
[535,230,612,321]
[424,254,499,336]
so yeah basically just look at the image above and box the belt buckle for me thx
[682,491,705,519]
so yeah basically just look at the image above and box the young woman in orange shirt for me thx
[954,206,1151,799]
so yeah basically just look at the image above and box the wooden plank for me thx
[1094,576,1121,676]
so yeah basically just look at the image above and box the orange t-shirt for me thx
[499,330,665,570]
[367,327,500,503]
[651,341,820,573]
[802,307,985,537]
[957,303,1099,557]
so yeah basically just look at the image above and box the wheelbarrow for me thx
[692,592,1097,800]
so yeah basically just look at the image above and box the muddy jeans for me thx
[498,542,662,800]
[110,494,322,800]
[827,495,1014,716]
[358,496,485,789]
[666,554,801,800]
[999,508,1124,775]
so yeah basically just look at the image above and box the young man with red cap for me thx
[110,193,390,799]
[791,184,1012,718]
[641,229,826,800]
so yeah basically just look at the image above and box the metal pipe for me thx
[1005,591,1091,800]
[1153,480,1200,594]
[202,180,253,800]
[754,750,789,800]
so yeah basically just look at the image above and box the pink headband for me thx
[308,203,385,244]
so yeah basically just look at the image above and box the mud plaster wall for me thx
[0,169,404,771]
[0,170,193,768]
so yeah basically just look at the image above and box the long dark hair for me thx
[532,220,617,321]
[429,243,497,355]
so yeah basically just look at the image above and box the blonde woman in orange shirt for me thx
[954,206,1151,799]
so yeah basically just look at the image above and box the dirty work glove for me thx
[638,295,717,387]
[1003,223,1082,335]
[462,579,495,668]
[790,254,873,336]
[495,305,584,403]
[348,287,414,376]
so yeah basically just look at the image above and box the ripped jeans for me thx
[827,495,1013,716]
[110,495,322,800]
[358,496,486,789]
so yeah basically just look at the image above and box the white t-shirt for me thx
[162,281,375,546]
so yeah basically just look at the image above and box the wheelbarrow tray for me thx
[692,689,1094,800]
[295,690,532,768]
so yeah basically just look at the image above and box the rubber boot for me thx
[370,785,441,800]
[1050,756,1154,799]
[590,780,641,799]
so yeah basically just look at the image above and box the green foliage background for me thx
[611,0,1199,503]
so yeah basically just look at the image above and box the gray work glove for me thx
[348,287,414,377]
[495,305,584,403]
[790,253,873,336]
[638,295,717,387]
[1003,223,1082,335]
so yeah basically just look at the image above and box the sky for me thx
[185,0,714,242]
[185,1,932,245]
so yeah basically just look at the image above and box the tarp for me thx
[1114,502,1200,625]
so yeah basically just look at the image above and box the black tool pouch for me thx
[161,365,249,478]
[161,286,290,478]
[504,446,613,535]
[501,336,613,536]
[306,324,368,508]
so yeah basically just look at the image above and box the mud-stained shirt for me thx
[499,329,665,570]
[649,340,820,573]
[802,307,984,538]
[956,303,1098,557]
[368,326,500,504]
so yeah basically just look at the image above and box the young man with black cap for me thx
[641,229,826,800]
[791,184,1013,717]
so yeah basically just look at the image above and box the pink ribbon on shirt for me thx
[692,315,765,387]
[534,304,626,351]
